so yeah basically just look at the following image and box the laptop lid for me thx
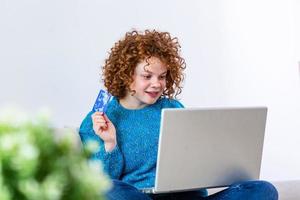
[154,107,267,193]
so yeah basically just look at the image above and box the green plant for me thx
[0,108,111,200]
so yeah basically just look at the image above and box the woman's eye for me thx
[159,75,166,80]
[143,75,151,79]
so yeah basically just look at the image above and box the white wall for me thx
[294,0,300,73]
[0,0,299,181]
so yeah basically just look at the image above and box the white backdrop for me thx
[1,0,299,181]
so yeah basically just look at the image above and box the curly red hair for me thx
[102,29,186,99]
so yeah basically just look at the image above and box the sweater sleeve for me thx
[78,111,124,179]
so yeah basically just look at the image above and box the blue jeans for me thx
[106,179,278,200]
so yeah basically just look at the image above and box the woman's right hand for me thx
[92,112,116,152]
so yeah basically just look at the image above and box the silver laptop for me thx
[141,107,267,194]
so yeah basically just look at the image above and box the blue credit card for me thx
[92,89,112,113]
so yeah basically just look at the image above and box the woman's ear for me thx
[130,89,136,96]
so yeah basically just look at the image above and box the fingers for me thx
[92,112,108,130]
[92,111,104,118]
[102,113,111,123]
[96,122,108,130]
[93,112,112,123]
[92,112,106,121]
[94,117,107,124]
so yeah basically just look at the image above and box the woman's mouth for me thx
[145,91,160,98]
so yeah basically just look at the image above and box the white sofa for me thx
[268,180,300,200]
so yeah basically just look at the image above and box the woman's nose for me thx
[151,78,161,88]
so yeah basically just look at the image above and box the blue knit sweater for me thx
[79,97,184,189]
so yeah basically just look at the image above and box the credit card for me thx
[92,89,112,113]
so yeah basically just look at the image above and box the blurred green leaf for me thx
[0,108,110,200]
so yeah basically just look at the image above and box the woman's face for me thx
[122,57,167,109]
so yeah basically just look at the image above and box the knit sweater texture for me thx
[79,97,183,189]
